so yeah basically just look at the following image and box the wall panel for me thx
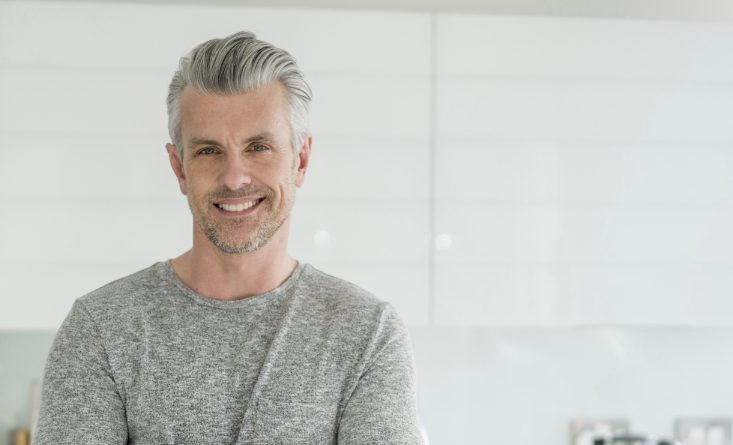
[434,15,733,326]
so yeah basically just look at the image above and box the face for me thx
[166,82,311,255]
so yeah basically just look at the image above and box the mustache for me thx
[207,185,272,201]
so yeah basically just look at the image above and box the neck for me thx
[170,219,297,301]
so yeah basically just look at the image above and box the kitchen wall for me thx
[1,1,732,444]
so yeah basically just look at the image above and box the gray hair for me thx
[166,31,312,160]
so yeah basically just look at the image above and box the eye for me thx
[198,146,219,155]
[251,143,270,152]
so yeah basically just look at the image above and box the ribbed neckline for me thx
[160,259,306,309]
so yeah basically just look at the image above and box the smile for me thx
[214,198,264,213]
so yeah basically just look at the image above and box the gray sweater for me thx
[34,260,423,444]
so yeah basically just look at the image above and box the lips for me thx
[214,198,264,213]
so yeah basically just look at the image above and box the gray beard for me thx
[200,209,286,255]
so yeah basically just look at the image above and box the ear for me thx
[166,143,188,195]
[294,135,312,188]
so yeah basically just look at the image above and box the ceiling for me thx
[12,0,733,22]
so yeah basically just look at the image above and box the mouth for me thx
[213,197,265,215]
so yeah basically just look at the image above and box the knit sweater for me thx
[34,260,423,444]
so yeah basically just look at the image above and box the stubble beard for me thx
[190,181,296,255]
[201,202,284,255]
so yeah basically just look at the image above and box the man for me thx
[34,31,423,444]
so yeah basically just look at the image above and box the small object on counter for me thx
[592,434,680,445]
[11,428,30,445]
[570,418,629,445]
[675,418,731,445]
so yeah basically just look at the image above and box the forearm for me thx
[34,300,127,445]
[337,304,424,444]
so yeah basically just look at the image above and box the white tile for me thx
[0,66,170,134]
[434,264,566,325]
[688,272,733,324]
[434,263,732,325]
[300,136,429,201]
[433,203,563,263]
[0,134,176,198]
[437,15,733,82]
[558,143,733,204]
[309,74,430,140]
[272,11,430,75]
[0,197,191,264]
[554,205,733,264]
[561,264,733,325]
[436,141,733,203]
[436,78,733,144]
[290,199,429,263]
[436,202,733,264]
[435,140,564,202]
[0,2,429,74]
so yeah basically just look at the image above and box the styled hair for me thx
[166,31,312,160]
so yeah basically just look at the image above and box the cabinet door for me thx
[0,3,431,328]
[433,15,733,326]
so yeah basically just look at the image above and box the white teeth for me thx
[218,200,258,212]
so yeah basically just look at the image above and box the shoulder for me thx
[297,264,384,310]
[294,264,406,335]
[75,261,167,319]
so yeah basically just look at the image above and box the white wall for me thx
[434,15,733,326]
[3,2,732,330]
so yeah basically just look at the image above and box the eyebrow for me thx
[187,132,276,149]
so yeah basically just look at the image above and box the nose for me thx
[219,152,253,191]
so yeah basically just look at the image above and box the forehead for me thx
[179,82,290,145]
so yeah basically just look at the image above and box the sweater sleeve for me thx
[33,300,128,445]
[337,303,424,445]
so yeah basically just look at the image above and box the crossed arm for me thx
[34,301,424,444]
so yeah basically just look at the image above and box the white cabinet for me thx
[2,3,732,329]
[433,15,733,325]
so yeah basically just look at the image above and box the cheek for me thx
[186,178,207,202]
[274,175,296,202]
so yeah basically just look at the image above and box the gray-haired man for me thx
[34,32,423,444]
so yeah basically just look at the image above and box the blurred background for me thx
[1,0,733,444]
